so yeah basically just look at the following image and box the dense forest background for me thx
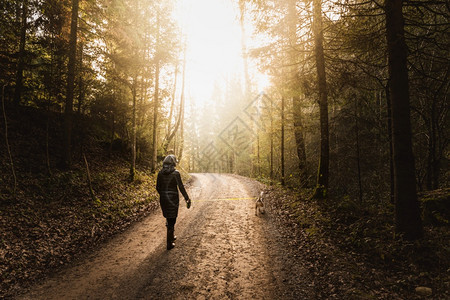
[0,0,449,297]
[1,0,448,194]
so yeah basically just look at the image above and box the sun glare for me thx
[175,0,268,109]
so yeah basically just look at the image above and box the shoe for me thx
[167,242,175,250]
[167,229,175,250]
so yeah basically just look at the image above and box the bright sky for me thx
[175,0,269,109]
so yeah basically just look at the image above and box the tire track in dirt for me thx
[18,173,313,299]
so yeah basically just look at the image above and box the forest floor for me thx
[1,105,448,299]
[4,173,448,299]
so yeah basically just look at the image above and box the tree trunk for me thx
[151,12,161,171]
[83,152,96,201]
[178,89,185,162]
[385,83,395,204]
[63,0,79,168]
[152,60,160,171]
[270,97,274,182]
[239,0,251,98]
[426,97,438,190]
[293,96,308,187]
[46,114,52,176]
[355,97,363,204]
[426,120,433,191]
[312,0,330,199]
[164,48,185,152]
[77,42,84,113]
[166,63,178,139]
[257,133,261,177]
[385,0,422,240]
[130,79,137,180]
[281,97,285,186]
[2,85,17,196]
[13,0,27,106]
[287,0,308,187]
[109,110,115,156]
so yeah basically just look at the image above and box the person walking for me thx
[156,154,191,250]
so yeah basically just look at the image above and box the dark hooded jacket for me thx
[156,156,189,219]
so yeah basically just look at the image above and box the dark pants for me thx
[166,218,176,231]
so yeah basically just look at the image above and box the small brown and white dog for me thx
[255,191,266,216]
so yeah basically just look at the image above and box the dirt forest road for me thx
[19,173,313,299]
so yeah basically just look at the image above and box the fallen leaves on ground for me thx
[0,159,159,298]
[263,185,449,299]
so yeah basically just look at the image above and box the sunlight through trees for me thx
[0,0,447,243]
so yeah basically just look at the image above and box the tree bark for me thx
[178,109,184,162]
[257,133,261,177]
[281,97,285,186]
[312,0,330,199]
[166,63,178,141]
[151,12,161,172]
[152,59,160,171]
[63,0,79,168]
[13,0,27,106]
[287,0,308,188]
[239,0,251,98]
[2,85,17,196]
[130,79,137,180]
[293,96,308,187]
[164,49,185,152]
[77,42,84,113]
[46,114,52,176]
[355,97,363,204]
[426,96,438,190]
[83,152,95,201]
[178,76,185,162]
[270,97,274,182]
[385,0,422,240]
[385,83,395,204]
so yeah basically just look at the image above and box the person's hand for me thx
[186,199,191,209]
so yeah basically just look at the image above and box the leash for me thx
[192,197,257,202]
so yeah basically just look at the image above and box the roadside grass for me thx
[0,159,160,298]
